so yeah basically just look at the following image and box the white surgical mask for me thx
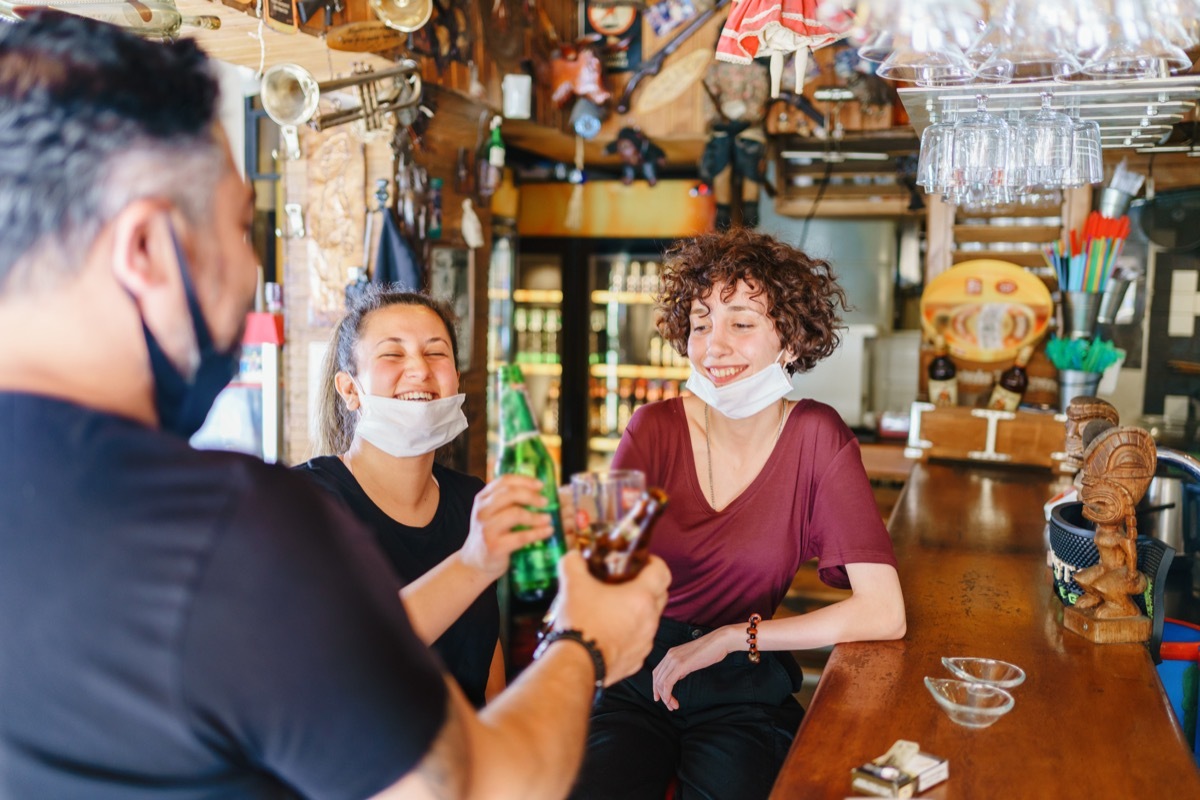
[685,351,793,420]
[351,378,468,457]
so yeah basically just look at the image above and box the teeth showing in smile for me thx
[708,367,743,379]
[397,391,435,401]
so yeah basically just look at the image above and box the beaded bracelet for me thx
[747,613,762,664]
[533,628,606,704]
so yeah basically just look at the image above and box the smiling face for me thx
[686,280,790,386]
[344,303,460,406]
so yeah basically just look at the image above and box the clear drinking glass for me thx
[917,104,957,195]
[569,470,646,551]
[1070,119,1104,186]
[1019,94,1076,188]
[952,95,1011,190]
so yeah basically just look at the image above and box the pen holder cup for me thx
[1059,291,1102,340]
[1098,187,1134,219]
[1058,369,1102,413]
[1096,279,1132,325]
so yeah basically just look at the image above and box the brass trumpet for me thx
[260,61,422,132]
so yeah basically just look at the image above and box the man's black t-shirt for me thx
[0,393,447,799]
[295,457,498,708]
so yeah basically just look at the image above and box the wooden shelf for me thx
[951,250,1046,268]
[588,437,621,453]
[512,289,562,304]
[488,362,562,376]
[953,224,1060,243]
[589,364,691,380]
[591,291,658,305]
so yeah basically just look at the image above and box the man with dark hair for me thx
[0,12,669,799]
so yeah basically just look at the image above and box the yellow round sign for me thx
[920,259,1053,363]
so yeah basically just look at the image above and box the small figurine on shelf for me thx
[604,127,666,186]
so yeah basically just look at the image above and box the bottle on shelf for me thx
[662,380,679,401]
[588,378,606,437]
[927,334,958,408]
[648,334,663,367]
[513,306,529,363]
[988,346,1033,411]
[588,309,606,366]
[543,309,560,365]
[642,261,660,295]
[527,308,545,365]
[633,377,648,412]
[645,379,663,406]
[542,380,560,436]
[627,261,643,296]
[617,378,635,434]
[495,365,567,602]
[609,260,626,293]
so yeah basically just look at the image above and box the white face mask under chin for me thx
[350,378,468,457]
[685,352,793,420]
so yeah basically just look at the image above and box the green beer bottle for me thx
[496,364,567,601]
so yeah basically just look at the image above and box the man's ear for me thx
[334,371,361,411]
[107,200,182,299]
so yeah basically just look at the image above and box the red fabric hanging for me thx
[715,0,849,95]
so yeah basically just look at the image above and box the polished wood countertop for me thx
[771,461,1200,799]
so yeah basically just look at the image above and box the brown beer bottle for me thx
[988,346,1033,411]
[581,488,669,583]
[927,335,957,408]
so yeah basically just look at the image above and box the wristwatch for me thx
[533,629,606,704]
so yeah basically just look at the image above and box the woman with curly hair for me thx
[570,228,906,800]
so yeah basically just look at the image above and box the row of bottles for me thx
[587,310,688,369]
[926,336,1033,411]
[608,260,663,295]
[514,306,561,364]
[589,377,689,439]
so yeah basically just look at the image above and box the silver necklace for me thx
[704,399,788,508]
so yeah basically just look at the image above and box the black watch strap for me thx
[533,629,606,703]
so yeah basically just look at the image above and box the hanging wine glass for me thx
[968,0,1081,82]
[1081,0,1191,78]
[875,1,975,86]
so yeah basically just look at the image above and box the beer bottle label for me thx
[988,385,1021,411]
[929,379,957,408]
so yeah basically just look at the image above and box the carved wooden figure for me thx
[1062,421,1157,644]
[1064,396,1120,475]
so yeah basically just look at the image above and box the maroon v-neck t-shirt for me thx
[612,398,897,628]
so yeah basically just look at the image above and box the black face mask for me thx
[140,230,242,438]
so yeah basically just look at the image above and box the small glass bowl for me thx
[924,677,1015,728]
[941,656,1026,688]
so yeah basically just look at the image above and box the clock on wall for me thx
[586,3,638,37]
[583,2,642,73]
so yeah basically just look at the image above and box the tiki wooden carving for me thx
[1071,422,1157,621]
[1063,396,1120,475]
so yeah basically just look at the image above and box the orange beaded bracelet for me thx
[747,613,762,664]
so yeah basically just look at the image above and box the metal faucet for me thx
[1157,446,1200,483]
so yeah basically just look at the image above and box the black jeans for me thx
[569,618,805,800]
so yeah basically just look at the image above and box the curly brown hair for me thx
[656,228,850,374]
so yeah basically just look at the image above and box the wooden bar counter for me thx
[771,461,1200,798]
